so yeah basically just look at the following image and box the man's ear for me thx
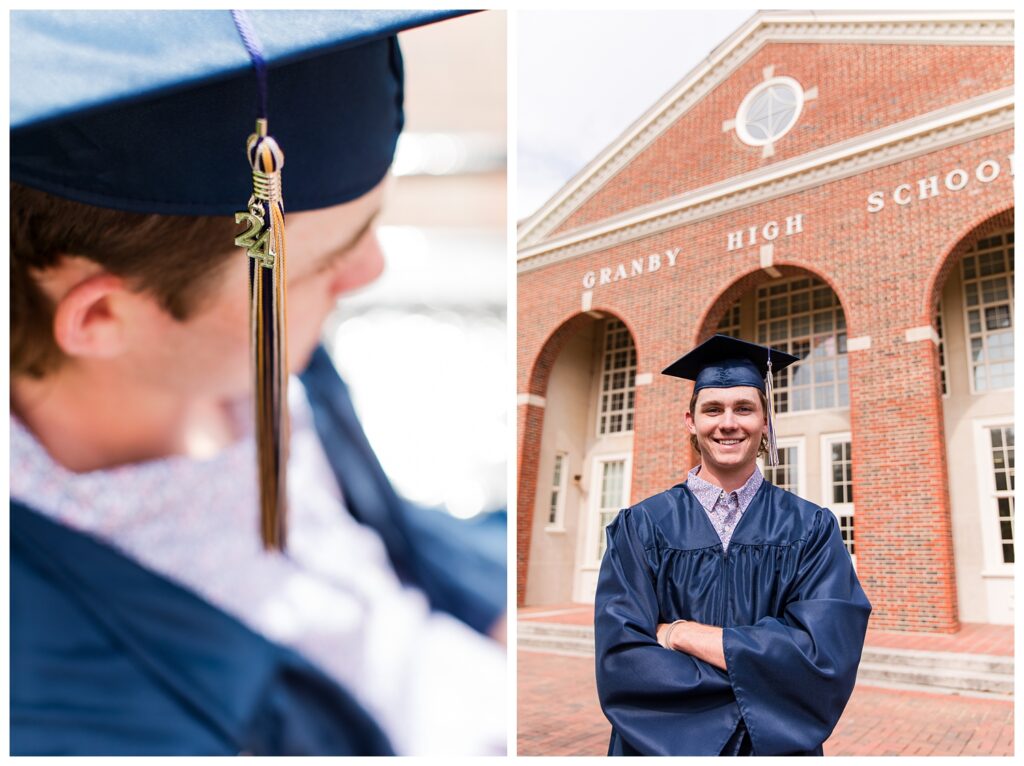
[684,409,697,435]
[52,273,131,360]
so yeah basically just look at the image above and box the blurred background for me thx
[322,11,506,519]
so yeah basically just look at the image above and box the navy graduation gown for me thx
[11,502,394,756]
[594,481,870,756]
[301,345,506,636]
[10,346,505,755]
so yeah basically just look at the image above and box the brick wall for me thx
[550,42,1012,235]
[517,128,1014,628]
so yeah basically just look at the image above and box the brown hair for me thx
[688,387,769,458]
[11,183,239,378]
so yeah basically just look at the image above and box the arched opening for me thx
[697,267,857,561]
[520,311,638,605]
[929,208,1014,624]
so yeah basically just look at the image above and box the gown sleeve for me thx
[594,508,741,756]
[722,507,871,755]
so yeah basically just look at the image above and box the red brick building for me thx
[516,11,1014,632]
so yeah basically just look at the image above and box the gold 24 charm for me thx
[235,208,275,269]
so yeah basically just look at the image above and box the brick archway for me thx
[517,310,636,605]
[923,205,1014,324]
[693,263,854,343]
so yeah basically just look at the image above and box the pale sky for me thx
[517,10,754,221]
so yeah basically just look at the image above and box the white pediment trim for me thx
[517,89,1013,273]
[516,10,1014,250]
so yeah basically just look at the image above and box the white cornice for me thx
[517,10,1014,250]
[517,89,1013,273]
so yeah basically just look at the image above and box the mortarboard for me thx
[10,9,469,550]
[662,335,799,466]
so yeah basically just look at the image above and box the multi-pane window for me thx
[988,426,1014,564]
[598,320,637,435]
[962,230,1014,392]
[827,439,855,558]
[764,446,798,492]
[717,303,741,338]
[935,307,947,396]
[548,452,567,527]
[837,515,856,557]
[756,277,848,413]
[596,460,626,559]
[830,441,853,505]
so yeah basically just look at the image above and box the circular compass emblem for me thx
[735,76,805,147]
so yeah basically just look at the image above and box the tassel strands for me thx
[764,354,779,467]
[235,118,290,550]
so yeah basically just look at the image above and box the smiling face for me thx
[684,386,767,484]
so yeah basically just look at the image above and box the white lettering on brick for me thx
[726,214,805,251]
[917,176,939,200]
[867,154,1011,213]
[976,159,1000,183]
[578,248,683,291]
[944,168,969,191]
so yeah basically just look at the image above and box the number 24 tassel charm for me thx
[235,117,290,551]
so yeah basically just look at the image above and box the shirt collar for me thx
[686,464,764,514]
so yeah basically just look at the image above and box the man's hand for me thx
[656,621,727,672]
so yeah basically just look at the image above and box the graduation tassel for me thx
[232,11,289,550]
[764,354,779,467]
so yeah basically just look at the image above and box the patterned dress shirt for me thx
[10,377,505,755]
[686,465,764,551]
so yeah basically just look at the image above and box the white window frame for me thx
[758,436,806,497]
[934,303,948,398]
[755,276,850,415]
[717,301,742,338]
[545,451,569,533]
[588,452,632,567]
[973,416,1015,578]
[821,432,855,564]
[734,76,806,148]
[595,319,637,436]
[960,231,1014,395]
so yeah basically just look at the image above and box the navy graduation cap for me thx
[662,334,800,465]
[10,10,463,214]
[10,9,466,550]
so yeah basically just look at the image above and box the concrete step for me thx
[857,661,1013,696]
[517,620,1015,698]
[518,622,593,639]
[518,623,593,655]
[860,646,1013,675]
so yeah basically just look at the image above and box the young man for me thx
[10,11,504,756]
[594,334,871,756]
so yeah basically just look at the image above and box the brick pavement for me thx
[517,649,1014,756]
